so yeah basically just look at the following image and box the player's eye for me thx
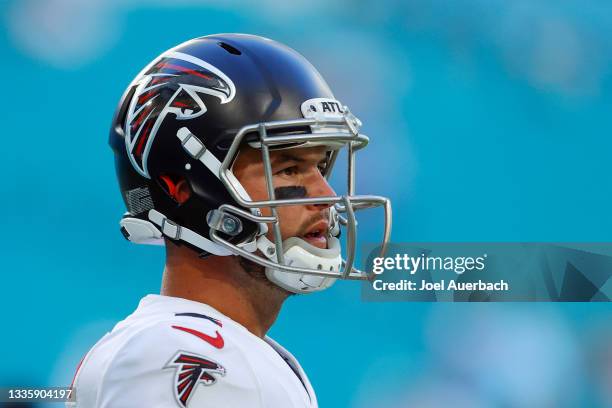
[276,166,299,177]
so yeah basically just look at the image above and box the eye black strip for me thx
[274,186,307,199]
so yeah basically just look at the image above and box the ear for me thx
[159,175,192,204]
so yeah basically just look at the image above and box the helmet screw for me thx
[267,247,275,255]
[222,217,238,234]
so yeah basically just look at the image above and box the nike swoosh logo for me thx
[172,325,225,349]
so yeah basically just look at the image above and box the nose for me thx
[305,170,336,211]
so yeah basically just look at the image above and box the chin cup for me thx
[257,235,341,294]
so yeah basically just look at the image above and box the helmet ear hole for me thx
[158,175,191,204]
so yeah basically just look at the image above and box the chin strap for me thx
[256,235,340,294]
[119,208,340,294]
[147,209,235,256]
[120,210,237,256]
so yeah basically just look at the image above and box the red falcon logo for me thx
[164,351,226,407]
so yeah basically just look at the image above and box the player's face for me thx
[233,146,335,249]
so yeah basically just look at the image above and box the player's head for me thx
[110,34,391,294]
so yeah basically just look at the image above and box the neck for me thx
[160,241,290,338]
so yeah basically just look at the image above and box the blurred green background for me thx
[1,1,611,407]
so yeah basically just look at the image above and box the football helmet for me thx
[110,34,391,294]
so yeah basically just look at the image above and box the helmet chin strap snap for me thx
[256,235,341,294]
[119,213,164,245]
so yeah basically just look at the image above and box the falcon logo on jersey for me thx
[165,351,226,407]
[125,51,236,178]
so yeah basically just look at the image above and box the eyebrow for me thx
[272,152,327,165]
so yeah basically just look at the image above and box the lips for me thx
[301,219,329,249]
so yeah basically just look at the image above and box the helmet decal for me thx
[125,51,236,178]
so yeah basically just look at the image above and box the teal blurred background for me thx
[1,1,612,407]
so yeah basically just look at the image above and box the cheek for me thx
[266,206,303,241]
[242,179,268,201]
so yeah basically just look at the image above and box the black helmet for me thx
[110,34,391,294]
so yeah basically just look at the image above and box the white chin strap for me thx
[256,235,341,294]
[120,209,339,294]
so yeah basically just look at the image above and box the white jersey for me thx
[69,295,317,408]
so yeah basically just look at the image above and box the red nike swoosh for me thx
[172,325,225,349]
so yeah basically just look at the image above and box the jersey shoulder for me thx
[73,312,264,408]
